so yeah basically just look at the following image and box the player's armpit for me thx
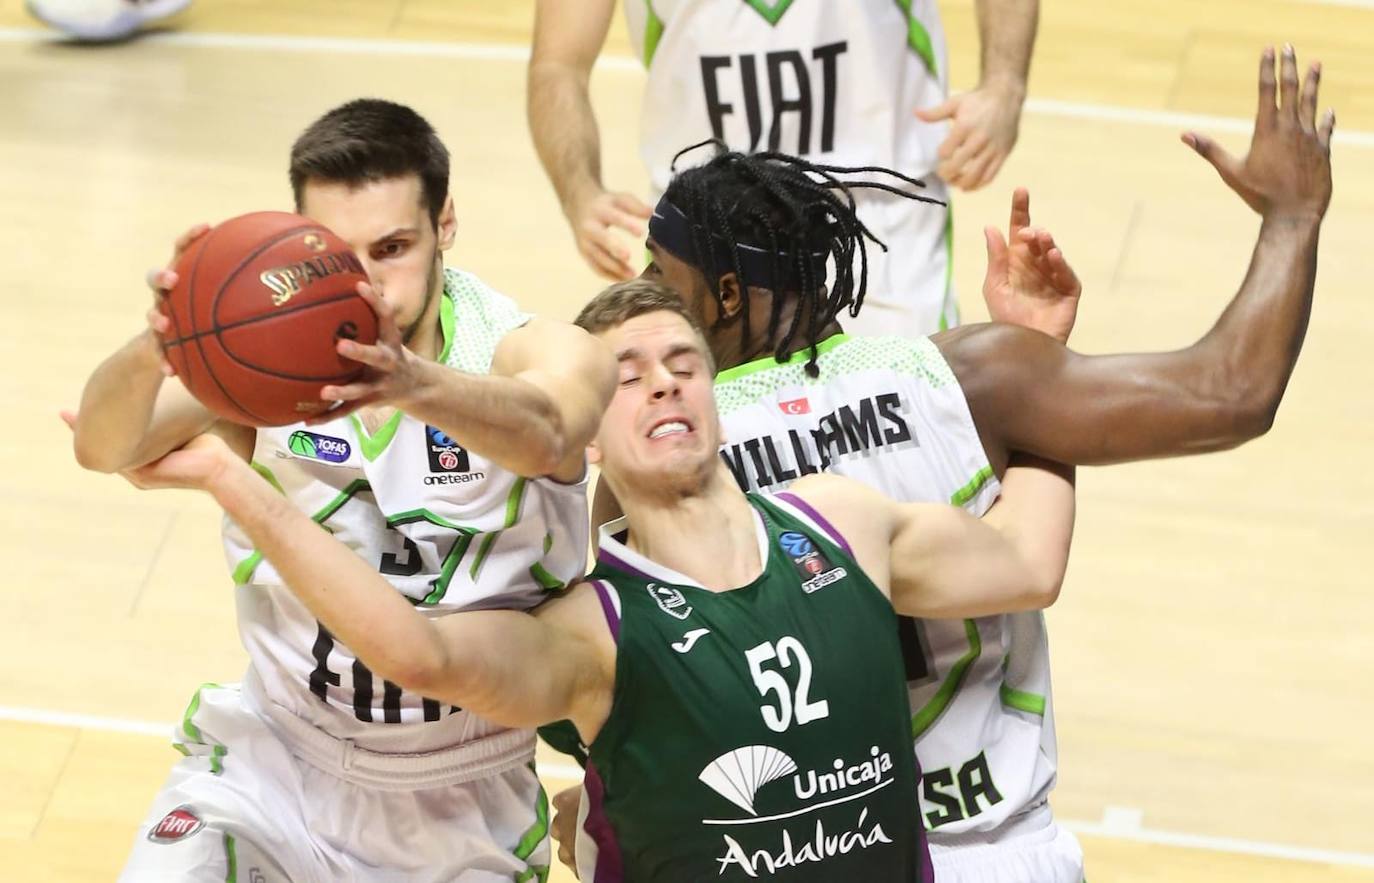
[425,584,616,739]
[492,317,617,482]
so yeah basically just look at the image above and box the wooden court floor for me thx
[1,1,1372,880]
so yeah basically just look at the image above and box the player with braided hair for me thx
[551,47,1334,883]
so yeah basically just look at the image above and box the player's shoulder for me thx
[785,473,890,521]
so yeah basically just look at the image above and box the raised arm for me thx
[71,225,254,472]
[791,460,1074,619]
[528,0,650,281]
[915,0,1037,190]
[944,46,1334,471]
[120,433,615,736]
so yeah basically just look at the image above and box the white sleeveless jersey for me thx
[625,0,949,192]
[713,333,1057,837]
[222,269,590,751]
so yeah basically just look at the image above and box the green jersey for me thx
[552,492,931,882]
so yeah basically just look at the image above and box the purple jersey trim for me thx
[590,579,621,643]
[583,760,625,882]
[595,546,655,582]
[775,492,854,557]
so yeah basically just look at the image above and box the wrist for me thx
[1261,208,1325,228]
[977,74,1027,104]
[207,455,271,511]
[562,178,605,218]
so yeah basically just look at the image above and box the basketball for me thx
[159,211,378,427]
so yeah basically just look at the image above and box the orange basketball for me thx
[159,212,378,427]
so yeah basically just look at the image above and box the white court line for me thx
[1,26,1371,148]
[4,702,1374,869]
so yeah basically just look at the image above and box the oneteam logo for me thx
[287,430,351,464]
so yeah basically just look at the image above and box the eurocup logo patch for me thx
[426,425,471,472]
[778,530,847,594]
[287,430,351,463]
[647,582,693,620]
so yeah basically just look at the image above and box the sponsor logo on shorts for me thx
[647,582,693,620]
[148,805,205,843]
[287,430,351,464]
[778,531,847,594]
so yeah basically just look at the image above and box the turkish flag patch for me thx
[779,397,811,415]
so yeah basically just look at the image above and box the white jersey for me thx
[713,333,1058,839]
[223,268,590,753]
[626,0,949,190]
[625,0,960,336]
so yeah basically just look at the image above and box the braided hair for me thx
[661,141,943,375]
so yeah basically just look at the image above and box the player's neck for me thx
[713,293,845,371]
[617,464,763,591]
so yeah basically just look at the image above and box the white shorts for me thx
[118,683,551,883]
[928,803,1084,883]
[840,177,958,339]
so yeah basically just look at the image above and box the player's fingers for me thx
[1279,44,1299,121]
[1256,46,1277,128]
[935,123,969,162]
[600,205,649,237]
[1299,62,1321,133]
[146,306,172,336]
[172,223,210,257]
[1047,248,1083,296]
[582,236,635,281]
[317,379,378,402]
[951,151,996,192]
[942,132,989,186]
[336,338,396,372]
[1180,132,1243,180]
[984,225,1009,274]
[611,192,654,219]
[146,267,178,293]
[1318,107,1336,149]
[974,151,1009,191]
[1008,187,1032,234]
[915,96,959,124]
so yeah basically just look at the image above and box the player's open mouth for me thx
[647,418,693,439]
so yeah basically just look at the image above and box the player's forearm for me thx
[209,460,457,694]
[73,331,172,472]
[402,361,573,477]
[1190,211,1321,433]
[528,63,607,214]
[974,0,1037,96]
[979,455,1075,606]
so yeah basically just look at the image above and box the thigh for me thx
[118,683,328,883]
[930,823,1084,883]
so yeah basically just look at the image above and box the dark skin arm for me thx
[939,46,1334,473]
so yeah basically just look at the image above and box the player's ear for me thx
[716,272,745,321]
[436,194,457,251]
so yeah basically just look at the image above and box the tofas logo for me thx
[148,806,204,843]
[287,430,351,463]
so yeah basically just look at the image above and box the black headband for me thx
[648,195,829,292]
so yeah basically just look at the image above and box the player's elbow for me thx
[72,431,130,474]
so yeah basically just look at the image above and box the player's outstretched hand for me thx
[981,188,1082,344]
[1182,45,1334,219]
[142,223,211,376]
[917,84,1023,191]
[568,187,652,281]
[551,785,582,876]
[313,281,424,421]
